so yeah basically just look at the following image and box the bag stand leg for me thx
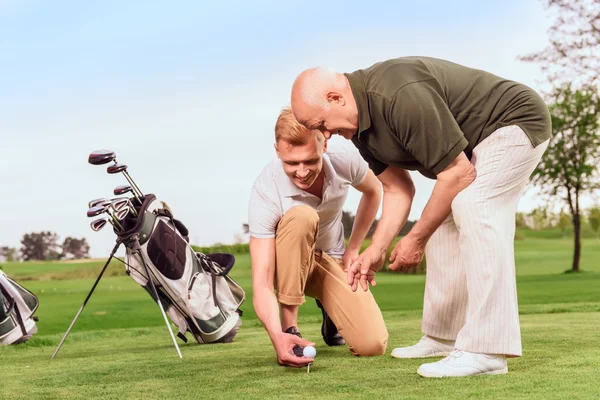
[132,238,182,359]
[52,241,122,358]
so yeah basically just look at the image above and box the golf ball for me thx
[303,345,316,358]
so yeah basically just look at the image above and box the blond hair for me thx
[275,106,324,146]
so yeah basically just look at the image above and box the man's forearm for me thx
[253,288,283,343]
[370,191,412,253]
[347,192,380,251]
[409,159,476,244]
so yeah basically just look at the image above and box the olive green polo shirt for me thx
[346,57,552,179]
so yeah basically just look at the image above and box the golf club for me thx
[114,184,142,205]
[107,163,143,199]
[88,198,109,208]
[90,218,108,232]
[111,198,138,216]
[88,150,116,165]
[88,150,144,199]
[115,207,130,221]
[87,205,124,231]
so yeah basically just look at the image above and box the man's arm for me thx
[405,152,476,244]
[250,236,314,367]
[346,170,382,256]
[346,165,415,291]
[369,165,416,259]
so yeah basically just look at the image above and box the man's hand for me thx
[342,248,360,272]
[273,333,315,368]
[389,234,425,272]
[346,245,386,292]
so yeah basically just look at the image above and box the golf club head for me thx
[87,205,108,218]
[90,218,108,231]
[111,198,129,212]
[89,150,116,165]
[114,185,133,196]
[88,198,109,208]
[107,163,128,174]
[116,207,130,221]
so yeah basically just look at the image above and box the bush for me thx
[192,243,249,255]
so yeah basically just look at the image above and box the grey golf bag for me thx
[53,193,245,358]
[0,270,39,345]
[120,194,245,344]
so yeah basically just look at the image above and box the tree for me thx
[532,85,600,271]
[516,212,528,228]
[61,237,90,259]
[0,246,19,262]
[589,206,600,239]
[20,231,62,261]
[529,207,552,230]
[558,209,572,238]
[519,0,600,85]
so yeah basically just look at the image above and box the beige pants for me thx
[275,206,388,356]
[422,126,549,357]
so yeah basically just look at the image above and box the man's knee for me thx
[350,335,388,357]
[279,206,319,233]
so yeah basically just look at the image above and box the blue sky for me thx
[0,0,568,257]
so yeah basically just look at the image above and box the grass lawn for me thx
[0,238,599,399]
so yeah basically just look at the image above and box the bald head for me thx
[291,67,343,114]
[290,67,358,140]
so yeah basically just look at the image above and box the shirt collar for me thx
[344,71,372,138]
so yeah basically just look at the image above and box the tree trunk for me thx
[572,213,581,272]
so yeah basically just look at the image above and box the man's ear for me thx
[322,139,328,153]
[326,92,346,105]
[274,143,280,159]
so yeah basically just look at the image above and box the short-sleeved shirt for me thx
[345,56,552,178]
[248,149,368,259]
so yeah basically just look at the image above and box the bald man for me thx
[290,57,551,378]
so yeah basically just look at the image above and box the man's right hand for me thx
[273,333,315,368]
[347,245,386,292]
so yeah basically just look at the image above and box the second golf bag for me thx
[0,270,39,345]
[118,194,245,344]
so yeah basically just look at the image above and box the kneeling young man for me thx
[248,107,388,367]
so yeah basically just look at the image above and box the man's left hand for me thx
[342,248,360,272]
[389,234,425,272]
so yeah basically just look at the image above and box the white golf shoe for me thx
[417,350,508,378]
[391,335,455,359]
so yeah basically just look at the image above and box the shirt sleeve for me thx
[351,138,389,176]
[388,82,468,175]
[346,149,370,186]
[247,184,280,239]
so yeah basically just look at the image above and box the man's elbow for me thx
[440,159,476,189]
[461,161,477,187]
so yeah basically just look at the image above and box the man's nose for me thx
[297,166,309,177]
[322,130,333,139]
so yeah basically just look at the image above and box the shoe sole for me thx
[391,351,451,359]
[417,366,508,378]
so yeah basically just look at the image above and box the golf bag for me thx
[0,270,39,345]
[118,194,245,344]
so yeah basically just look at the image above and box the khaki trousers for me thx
[275,205,388,356]
[422,126,549,357]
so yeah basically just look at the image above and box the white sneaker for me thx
[391,335,455,359]
[417,350,508,378]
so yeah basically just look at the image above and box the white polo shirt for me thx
[248,149,369,259]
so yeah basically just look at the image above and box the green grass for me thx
[1,239,599,399]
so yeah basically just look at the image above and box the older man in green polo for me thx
[290,57,551,378]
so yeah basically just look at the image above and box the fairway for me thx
[1,238,599,399]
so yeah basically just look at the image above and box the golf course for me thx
[1,236,599,400]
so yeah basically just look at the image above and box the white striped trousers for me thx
[422,125,549,357]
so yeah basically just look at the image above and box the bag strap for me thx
[0,283,27,336]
